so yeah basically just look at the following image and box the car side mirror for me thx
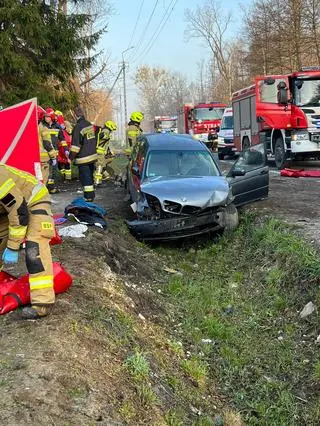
[232,168,246,177]
[132,164,140,177]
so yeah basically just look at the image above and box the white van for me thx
[217,107,237,160]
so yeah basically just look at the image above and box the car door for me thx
[128,137,147,202]
[227,143,269,207]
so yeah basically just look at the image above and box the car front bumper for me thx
[126,212,223,241]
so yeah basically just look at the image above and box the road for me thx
[219,156,320,247]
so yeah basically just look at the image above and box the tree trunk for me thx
[58,0,67,14]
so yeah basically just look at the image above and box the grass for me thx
[160,215,320,425]
[124,350,151,381]
[181,356,208,387]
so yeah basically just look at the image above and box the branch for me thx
[79,62,107,86]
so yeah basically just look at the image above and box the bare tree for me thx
[185,0,237,98]
[135,66,190,128]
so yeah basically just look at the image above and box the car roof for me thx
[141,133,208,151]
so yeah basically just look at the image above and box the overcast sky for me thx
[100,0,250,120]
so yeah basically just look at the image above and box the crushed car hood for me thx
[141,176,230,208]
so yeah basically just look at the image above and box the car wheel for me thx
[274,137,287,169]
[224,203,239,232]
[218,152,224,160]
[242,137,250,151]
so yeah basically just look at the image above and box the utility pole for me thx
[122,61,127,126]
[121,47,134,137]
[119,93,123,142]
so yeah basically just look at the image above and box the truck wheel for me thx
[242,137,250,151]
[218,152,224,160]
[274,137,287,169]
[224,203,239,232]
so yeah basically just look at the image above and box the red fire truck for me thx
[177,102,226,147]
[232,67,320,169]
[154,116,177,133]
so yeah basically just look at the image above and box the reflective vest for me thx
[0,164,51,250]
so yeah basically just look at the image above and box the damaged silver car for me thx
[126,134,269,240]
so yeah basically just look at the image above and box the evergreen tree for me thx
[0,0,104,108]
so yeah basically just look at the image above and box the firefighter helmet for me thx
[105,120,117,131]
[37,106,45,121]
[55,110,63,117]
[130,111,144,123]
[44,107,56,120]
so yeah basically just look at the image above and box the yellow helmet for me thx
[105,120,117,131]
[130,111,144,123]
[55,110,63,117]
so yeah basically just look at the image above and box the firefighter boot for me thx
[64,167,72,181]
[102,170,110,181]
[21,305,50,319]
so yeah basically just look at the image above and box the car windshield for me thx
[193,108,224,121]
[145,150,219,178]
[159,120,176,129]
[220,115,233,130]
[294,78,320,107]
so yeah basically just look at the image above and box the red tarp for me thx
[280,168,320,178]
[0,262,73,315]
[0,98,40,177]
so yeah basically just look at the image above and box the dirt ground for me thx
[0,160,318,425]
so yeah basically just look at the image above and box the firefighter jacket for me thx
[96,127,111,155]
[42,121,67,151]
[70,116,98,165]
[126,121,142,148]
[0,164,51,251]
[38,123,56,163]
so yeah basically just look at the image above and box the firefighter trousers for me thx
[94,154,105,185]
[59,162,72,181]
[0,202,55,306]
[78,162,95,201]
[47,162,58,192]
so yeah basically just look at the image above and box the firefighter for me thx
[126,111,144,150]
[95,120,117,186]
[37,107,57,185]
[0,164,55,319]
[70,106,97,202]
[42,108,67,193]
[55,110,72,181]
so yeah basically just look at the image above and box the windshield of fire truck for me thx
[294,78,320,107]
[193,108,224,121]
[159,120,176,129]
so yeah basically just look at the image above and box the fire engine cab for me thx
[232,67,320,169]
[177,102,226,147]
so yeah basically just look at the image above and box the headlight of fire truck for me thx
[292,131,309,141]
[193,134,201,140]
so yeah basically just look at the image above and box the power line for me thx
[133,0,159,56]
[128,0,145,47]
[134,0,178,64]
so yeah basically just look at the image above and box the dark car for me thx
[126,133,269,240]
